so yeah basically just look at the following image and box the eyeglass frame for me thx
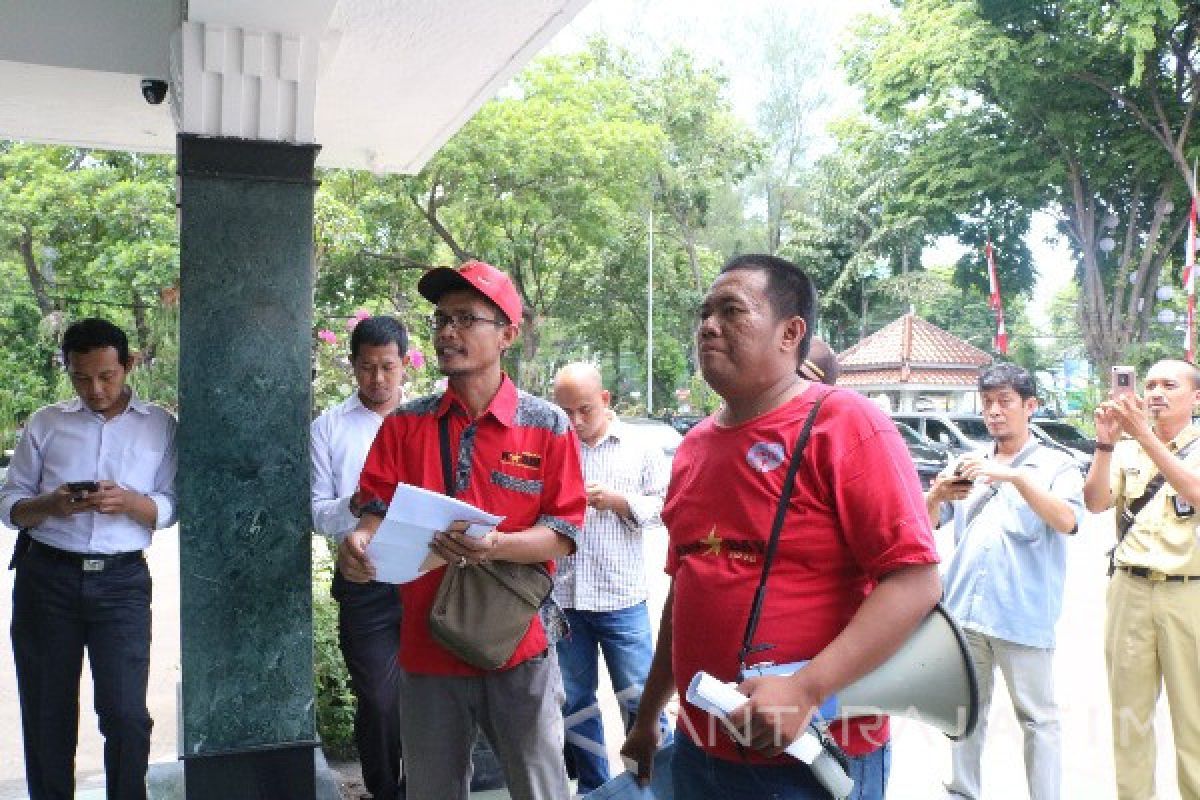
[427,310,510,331]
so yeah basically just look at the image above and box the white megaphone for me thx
[743,603,980,740]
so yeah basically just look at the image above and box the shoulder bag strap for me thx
[1120,436,1200,527]
[737,388,832,671]
[959,441,1043,532]
[438,413,455,498]
[1109,435,1200,573]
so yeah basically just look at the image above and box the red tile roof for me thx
[838,368,981,387]
[837,313,991,386]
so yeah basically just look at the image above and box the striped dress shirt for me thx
[553,416,669,612]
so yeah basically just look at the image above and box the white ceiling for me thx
[0,0,588,172]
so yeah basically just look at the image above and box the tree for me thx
[779,116,935,346]
[845,0,1200,369]
[390,45,665,384]
[336,40,761,397]
[744,8,835,254]
[0,144,179,418]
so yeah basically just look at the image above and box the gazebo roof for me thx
[837,313,992,388]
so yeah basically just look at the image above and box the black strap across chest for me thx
[737,388,832,671]
[438,413,456,498]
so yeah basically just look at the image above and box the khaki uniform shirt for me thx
[1111,424,1200,576]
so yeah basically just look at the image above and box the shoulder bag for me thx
[428,413,554,670]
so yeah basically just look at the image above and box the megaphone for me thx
[744,603,979,740]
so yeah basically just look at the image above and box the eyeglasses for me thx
[428,311,509,331]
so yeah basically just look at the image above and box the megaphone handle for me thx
[810,747,855,800]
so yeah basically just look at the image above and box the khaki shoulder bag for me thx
[428,413,553,670]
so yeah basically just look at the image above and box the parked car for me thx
[620,417,685,458]
[894,421,952,488]
[1030,419,1095,455]
[891,412,991,454]
[663,413,705,436]
[1030,422,1093,470]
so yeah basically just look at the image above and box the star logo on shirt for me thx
[701,527,722,556]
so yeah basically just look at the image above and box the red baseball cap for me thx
[418,261,524,327]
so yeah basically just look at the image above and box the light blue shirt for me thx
[940,438,1084,649]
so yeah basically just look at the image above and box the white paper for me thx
[365,482,503,584]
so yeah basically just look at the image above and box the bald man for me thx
[551,363,671,794]
[799,336,839,385]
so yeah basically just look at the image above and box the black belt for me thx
[1118,565,1200,583]
[28,539,143,572]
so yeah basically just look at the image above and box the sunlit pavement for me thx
[0,513,1185,799]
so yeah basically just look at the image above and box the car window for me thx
[1038,422,1087,443]
[894,422,921,445]
[926,420,957,446]
[952,417,991,440]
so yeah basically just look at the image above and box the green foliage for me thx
[0,144,180,436]
[844,0,1200,369]
[313,39,761,402]
[312,542,357,759]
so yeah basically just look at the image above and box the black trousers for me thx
[11,545,153,800]
[332,570,403,800]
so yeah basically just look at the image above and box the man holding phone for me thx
[1084,359,1200,800]
[0,318,177,800]
[927,363,1083,800]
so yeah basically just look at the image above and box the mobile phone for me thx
[66,481,99,493]
[949,464,973,486]
[1111,365,1136,400]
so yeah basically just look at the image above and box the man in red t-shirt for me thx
[338,261,586,800]
[622,254,941,799]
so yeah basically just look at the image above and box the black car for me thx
[664,414,704,436]
[1030,419,1095,455]
[894,421,951,488]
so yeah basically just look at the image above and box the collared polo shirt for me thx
[0,391,178,553]
[1111,424,1200,576]
[358,374,586,676]
[553,415,669,612]
[941,438,1084,649]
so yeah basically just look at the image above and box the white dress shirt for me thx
[310,392,387,541]
[553,416,669,612]
[0,392,178,554]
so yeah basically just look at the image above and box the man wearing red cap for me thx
[339,261,587,800]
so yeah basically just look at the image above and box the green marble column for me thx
[177,135,320,799]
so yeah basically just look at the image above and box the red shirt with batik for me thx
[357,375,586,676]
[662,385,938,760]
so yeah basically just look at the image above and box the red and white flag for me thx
[1185,197,1197,362]
[986,239,1009,355]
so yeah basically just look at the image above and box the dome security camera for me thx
[141,79,168,105]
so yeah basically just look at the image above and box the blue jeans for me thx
[671,731,890,800]
[557,602,667,794]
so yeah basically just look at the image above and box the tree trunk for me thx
[130,292,155,364]
[1071,179,1188,373]
[516,310,540,389]
[17,229,54,315]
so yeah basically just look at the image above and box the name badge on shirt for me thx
[501,451,542,470]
